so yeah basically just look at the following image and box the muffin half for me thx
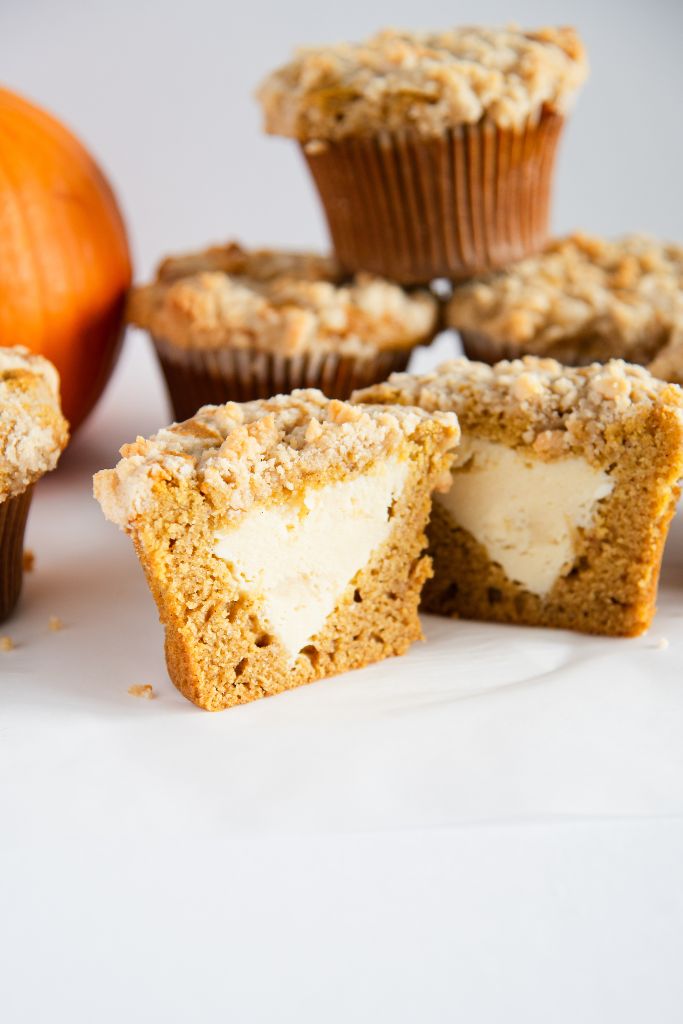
[356,357,683,637]
[128,241,438,420]
[258,26,588,284]
[94,390,458,710]
[0,346,69,621]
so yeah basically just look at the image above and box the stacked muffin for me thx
[130,24,590,416]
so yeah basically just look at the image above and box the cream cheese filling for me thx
[213,458,409,661]
[437,438,614,596]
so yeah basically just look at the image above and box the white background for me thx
[2,2,683,1021]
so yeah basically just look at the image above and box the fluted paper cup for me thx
[302,111,564,286]
[0,487,33,622]
[153,338,416,421]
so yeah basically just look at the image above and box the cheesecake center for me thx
[437,438,614,596]
[213,458,409,660]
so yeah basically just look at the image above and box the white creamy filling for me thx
[437,438,614,596]
[213,458,409,661]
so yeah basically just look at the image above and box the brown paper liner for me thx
[0,487,33,623]
[153,338,415,422]
[458,329,520,364]
[302,112,564,285]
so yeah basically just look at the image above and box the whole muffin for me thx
[257,26,588,284]
[446,232,683,384]
[0,346,69,621]
[128,241,439,420]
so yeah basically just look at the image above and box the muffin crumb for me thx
[48,616,63,632]
[128,684,157,700]
[0,635,15,652]
[23,549,35,572]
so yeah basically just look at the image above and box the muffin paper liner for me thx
[0,487,33,623]
[153,338,415,422]
[302,112,564,285]
[458,329,519,364]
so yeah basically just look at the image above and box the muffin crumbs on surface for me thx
[128,684,157,700]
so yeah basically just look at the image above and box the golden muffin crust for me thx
[447,233,683,378]
[128,241,438,357]
[0,346,69,501]
[94,389,459,530]
[257,25,587,140]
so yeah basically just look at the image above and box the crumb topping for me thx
[353,356,683,464]
[128,241,437,356]
[257,26,587,139]
[447,233,683,368]
[128,684,157,699]
[0,346,69,501]
[94,390,460,529]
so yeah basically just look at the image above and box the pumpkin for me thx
[0,87,132,431]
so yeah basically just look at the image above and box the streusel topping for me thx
[128,242,438,356]
[353,357,683,465]
[154,241,339,285]
[257,26,587,140]
[447,233,683,365]
[0,346,69,501]
[94,390,459,529]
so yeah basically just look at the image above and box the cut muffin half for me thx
[94,390,459,710]
[355,357,683,637]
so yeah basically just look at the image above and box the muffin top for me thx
[128,242,438,357]
[447,233,683,363]
[0,346,69,502]
[94,389,459,529]
[354,356,683,465]
[257,26,587,140]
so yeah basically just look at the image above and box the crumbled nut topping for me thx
[128,241,437,356]
[0,346,69,502]
[447,234,683,373]
[128,684,157,700]
[353,356,683,464]
[257,26,588,139]
[94,390,460,530]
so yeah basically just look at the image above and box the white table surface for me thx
[2,335,682,1023]
[3,0,683,1018]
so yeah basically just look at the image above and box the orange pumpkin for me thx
[0,88,132,431]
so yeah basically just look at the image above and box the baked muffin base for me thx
[303,112,563,285]
[154,337,414,421]
[0,487,33,623]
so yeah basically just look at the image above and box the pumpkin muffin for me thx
[447,233,683,384]
[355,357,683,637]
[0,346,69,621]
[94,390,459,710]
[128,241,438,421]
[258,26,588,284]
